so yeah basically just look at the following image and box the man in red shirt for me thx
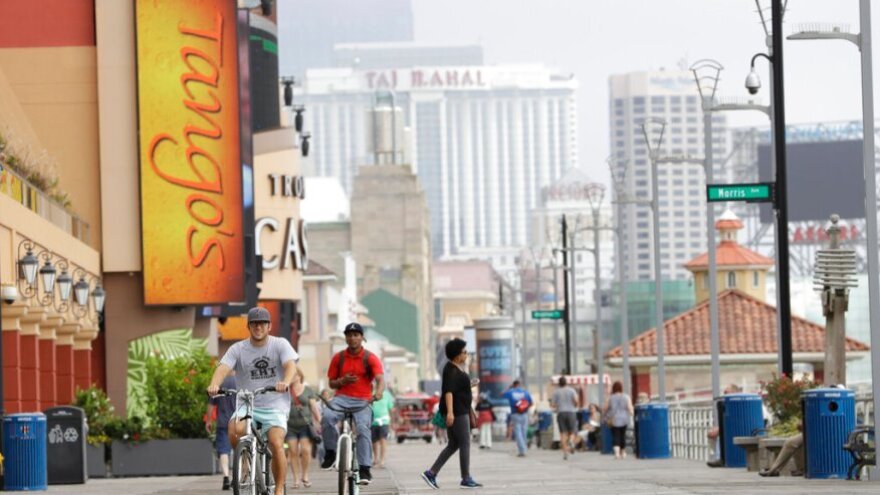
[320,323,385,485]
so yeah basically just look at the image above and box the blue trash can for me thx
[577,409,591,427]
[601,423,613,454]
[803,388,855,479]
[634,403,670,459]
[720,393,764,468]
[3,413,48,491]
[537,411,552,431]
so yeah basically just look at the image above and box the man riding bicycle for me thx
[208,307,298,495]
[321,322,385,485]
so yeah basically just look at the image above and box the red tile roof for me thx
[683,240,774,270]
[606,289,869,359]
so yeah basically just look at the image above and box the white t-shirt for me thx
[220,336,298,412]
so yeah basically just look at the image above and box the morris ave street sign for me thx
[532,310,564,320]
[706,182,775,204]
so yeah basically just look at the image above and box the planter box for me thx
[86,444,108,479]
[111,439,214,477]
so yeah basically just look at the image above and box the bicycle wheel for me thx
[338,436,351,495]
[233,439,256,495]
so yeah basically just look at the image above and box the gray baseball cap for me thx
[247,307,271,323]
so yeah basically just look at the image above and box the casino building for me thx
[0,0,308,415]
[299,53,579,270]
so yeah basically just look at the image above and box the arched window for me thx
[727,272,736,288]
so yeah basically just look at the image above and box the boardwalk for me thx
[47,440,880,494]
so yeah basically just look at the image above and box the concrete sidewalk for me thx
[387,440,880,494]
[36,439,880,494]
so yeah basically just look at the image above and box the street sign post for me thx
[706,183,775,204]
[532,309,564,320]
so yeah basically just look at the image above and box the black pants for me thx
[612,426,627,449]
[430,414,470,479]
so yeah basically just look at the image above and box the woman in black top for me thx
[420,338,482,489]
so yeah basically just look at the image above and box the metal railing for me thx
[0,166,90,243]
[669,405,714,461]
[668,391,876,463]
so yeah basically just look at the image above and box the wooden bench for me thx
[733,436,762,471]
[759,437,803,476]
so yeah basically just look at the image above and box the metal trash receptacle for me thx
[634,402,670,459]
[600,423,613,454]
[3,413,48,491]
[803,387,855,479]
[44,406,88,484]
[537,411,553,431]
[720,393,764,467]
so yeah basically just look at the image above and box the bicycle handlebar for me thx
[210,386,279,399]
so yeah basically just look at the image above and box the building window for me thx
[727,272,736,288]
[753,271,760,287]
[701,273,707,289]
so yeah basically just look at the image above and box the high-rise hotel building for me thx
[609,70,728,281]
[299,53,578,269]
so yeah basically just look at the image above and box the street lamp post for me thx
[691,59,724,408]
[787,1,880,473]
[642,117,669,400]
[607,157,643,395]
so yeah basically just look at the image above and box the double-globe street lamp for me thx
[785,1,880,473]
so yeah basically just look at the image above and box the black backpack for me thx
[336,349,374,380]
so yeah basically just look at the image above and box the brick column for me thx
[38,315,63,409]
[19,307,47,412]
[73,328,98,392]
[55,323,80,406]
[2,303,28,414]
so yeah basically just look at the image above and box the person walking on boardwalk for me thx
[503,380,533,457]
[286,368,322,488]
[475,393,495,449]
[371,387,395,468]
[551,376,578,460]
[207,375,237,490]
[603,381,634,459]
[421,338,483,489]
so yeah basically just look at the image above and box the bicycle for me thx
[320,396,372,495]
[213,387,287,495]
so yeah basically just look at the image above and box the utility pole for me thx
[552,255,561,374]
[570,225,578,374]
[561,215,571,375]
[534,259,543,399]
[771,0,793,377]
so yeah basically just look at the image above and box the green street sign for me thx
[532,310,564,320]
[706,182,775,204]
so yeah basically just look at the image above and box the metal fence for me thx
[668,392,875,462]
[669,405,714,461]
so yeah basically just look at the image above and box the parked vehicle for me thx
[393,393,434,444]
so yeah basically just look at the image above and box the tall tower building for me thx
[301,55,579,270]
[608,70,728,282]
[350,101,434,378]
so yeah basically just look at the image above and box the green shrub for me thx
[761,374,815,424]
[72,386,115,446]
[142,347,213,439]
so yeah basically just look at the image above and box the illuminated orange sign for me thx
[136,0,244,305]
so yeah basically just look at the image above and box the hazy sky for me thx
[412,0,875,185]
